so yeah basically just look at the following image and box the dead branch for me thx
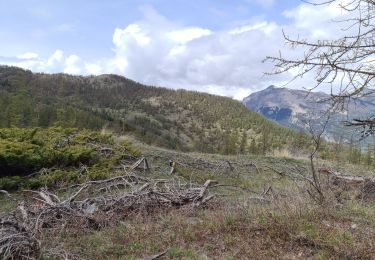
[0,214,40,260]
[130,157,150,171]
[266,0,375,134]
[0,174,218,259]
[142,249,168,260]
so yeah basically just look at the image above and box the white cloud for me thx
[229,22,277,35]
[0,3,353,100]
[283,2,351,40]
[17,52,39,60]
[101,8,287,99]
[167,28,212,44]
[85,63,103,75]
[113,24,151,47]
[64,55,81,74]
[47,50,64,66]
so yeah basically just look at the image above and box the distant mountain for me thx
[0,66,309,155]
[243,85,375,145]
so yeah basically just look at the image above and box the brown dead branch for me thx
[130,157,150,171]
[0,174,218,259]
[142,249,168,260]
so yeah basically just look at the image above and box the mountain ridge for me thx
[0,65,308,155]
[242,85,375,145]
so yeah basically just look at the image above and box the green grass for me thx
[0,193,18,214]
[35,198,375,259]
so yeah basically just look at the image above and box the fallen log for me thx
[319,167,375,200]
[318,168,374,184]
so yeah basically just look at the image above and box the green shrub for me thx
[0,176,23,190]
[0,127,141,189]
[0,128,100,176]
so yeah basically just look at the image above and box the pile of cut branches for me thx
[0,175,217,259]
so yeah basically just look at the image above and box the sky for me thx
[0,0,349,100]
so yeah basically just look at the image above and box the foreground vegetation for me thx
[45,199,373,259]
[0,127,139,190]
[1,128,375,259]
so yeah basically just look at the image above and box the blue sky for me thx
[0,0,345,99]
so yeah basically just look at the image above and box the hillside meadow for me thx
[1,128,375,259]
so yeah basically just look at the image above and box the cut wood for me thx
[319,167,375,201]
[130,157,150,171]
[318,168,375,183]
[142,250,168,260]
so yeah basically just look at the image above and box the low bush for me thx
[0,127,140,189]
[0,176,22,190]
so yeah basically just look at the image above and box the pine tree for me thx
[239,130,247,154]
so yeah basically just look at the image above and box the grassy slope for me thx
[1,129,375,259]
[46,148,375,259]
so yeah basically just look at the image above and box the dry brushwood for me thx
[0,175,217,259]
[0,214,40,260]
[129,157,150,171]
[22,176,217,231]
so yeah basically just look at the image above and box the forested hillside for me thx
[0,66,311,155]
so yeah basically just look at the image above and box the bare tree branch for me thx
[266,0,375,134]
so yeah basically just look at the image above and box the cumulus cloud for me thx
[64,55,82,74]
[85,63,103,75]
[283,2,351,39]
[17,52,39,60]
[0,2,352,100]
[101,7,288,98]
[47,50,64,66]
